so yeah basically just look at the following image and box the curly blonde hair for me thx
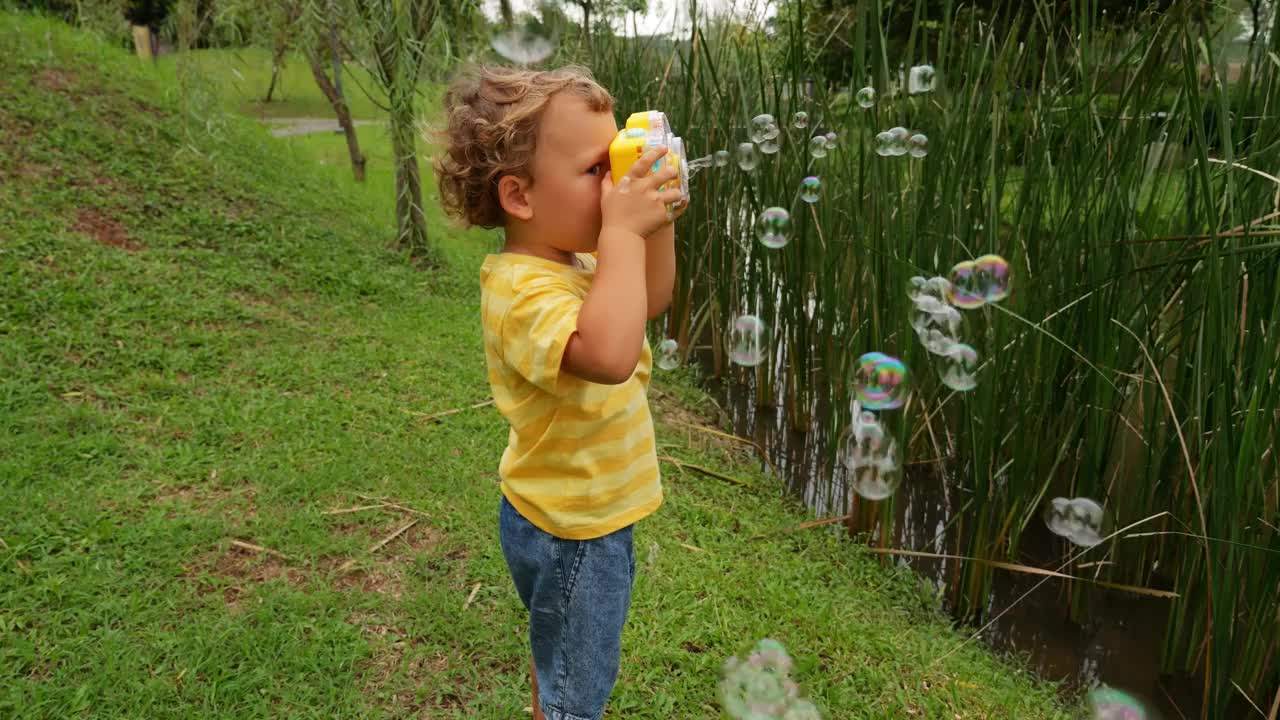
[433,65,614,229]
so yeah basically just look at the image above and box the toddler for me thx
[434,64,685,720]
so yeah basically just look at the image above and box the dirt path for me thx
[261,117,379,138]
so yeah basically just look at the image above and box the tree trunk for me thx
[265,39,287,102]
[389,96,432,261]
[306,50,366,183]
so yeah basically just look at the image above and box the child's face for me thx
[527,93,619,253]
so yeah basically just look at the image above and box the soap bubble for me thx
[853,352,908,410]
[727,314,768,367]
[938,343,979,391]
[737,142,760,171]
[909,64,937,93]
[655,339,680,370]
[887,126,910,156]
[714,149,730,167]
[490,27,555,65]
[808,136,828,159]
[750,114,780,143]
[757,207,791,249]
[855,86,876,109]
[1087,686,1153,720]
[824,131,838,149]
[793,111,809,129]
[947,260,987,309]
[839,416,901,500]
[907,133,929,158]
[720,639,822,720]
[759,136,780,154]
[1062,497,1108,548]
[975,254,1011,302]
[874,131,894,157]
[799,176,821,203]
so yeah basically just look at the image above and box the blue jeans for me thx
[498,494,637,720]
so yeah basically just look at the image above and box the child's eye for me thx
[587,163,603,176]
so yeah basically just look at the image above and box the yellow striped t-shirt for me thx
[479,251,663,540]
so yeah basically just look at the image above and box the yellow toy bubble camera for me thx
[608,111,689,205]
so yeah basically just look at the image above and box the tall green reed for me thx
[578,0,1278,715]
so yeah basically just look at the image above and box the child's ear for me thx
[497,174,534,222]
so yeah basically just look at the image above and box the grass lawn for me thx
[1,11,1073,719]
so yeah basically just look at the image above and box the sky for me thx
[482,0,776,38]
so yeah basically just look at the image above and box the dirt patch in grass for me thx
[184,542,307,607]
[71,208,143,252]
[152,477,257,522]
[33,68,76,92]
[324,515,447,599]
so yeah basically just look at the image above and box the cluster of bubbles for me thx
[719,639,822,720]
[838,351,909,501]
[1044,497,1109,548]
[1087,687,1154,720]
[750,114,782,154]
[838,398,903,501]
[905,255,1009,391]
[874,127,929,158]
[906,275,978,390]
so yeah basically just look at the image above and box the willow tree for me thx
[347,0,444,262]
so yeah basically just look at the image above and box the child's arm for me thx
[645,223,676,320]
[563,147,683,385]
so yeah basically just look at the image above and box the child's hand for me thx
[599,146,684,240]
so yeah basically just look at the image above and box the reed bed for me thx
[567,1,1279,715]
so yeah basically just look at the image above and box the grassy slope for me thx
[0,13,1071,719]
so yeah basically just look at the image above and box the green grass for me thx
[0,11,1073,720]
[153,46,396,121]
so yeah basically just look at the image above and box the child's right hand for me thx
[599,146,684,240]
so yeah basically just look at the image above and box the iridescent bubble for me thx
[909,64,937,93]
[793,111,809,129]
[808,135,828,159]
[908,133,929,158]
[655,338,680,370]
[855,86,876,109]
[757,207,791,249]
[714,149,730,167]
[750,113,780,143]
[839,417,901,500]
[799,176,821,203]
[490,27,555,65]
[874,131,894,157]
[1087,686,1152,720]
[938,342,979,391]
[759,136,780,154]
[736,142,759,171]
[887,126,910,156]
[824,131,838,149]
[727,314,768,367]
[853,352,908,410]
[946,260,986,310]
[975,254,1011,302]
